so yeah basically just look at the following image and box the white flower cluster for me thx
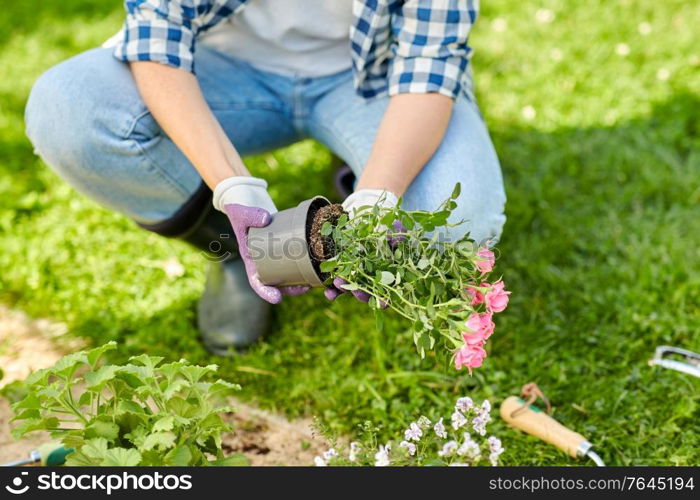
[488,436,504,466]
[313,397,503,466]
[471,400,492,436]
[404,422,423,441]
[313,447,338,467]
[374,444,391,467]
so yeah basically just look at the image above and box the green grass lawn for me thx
[1,0,698,465]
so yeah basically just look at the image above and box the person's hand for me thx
[213,177,309,304]
[325,188,401,305]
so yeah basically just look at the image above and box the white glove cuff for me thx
[213,176,277,215]
[342,188,399,216]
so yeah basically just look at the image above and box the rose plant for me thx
[320,184,510,372]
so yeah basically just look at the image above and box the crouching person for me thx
[25,0,506,354]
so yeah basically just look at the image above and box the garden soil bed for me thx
[221,401,327,466]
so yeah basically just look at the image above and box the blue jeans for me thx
[25,47,506,244]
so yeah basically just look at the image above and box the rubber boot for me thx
[138,183,271,354]
[334,164,356,201]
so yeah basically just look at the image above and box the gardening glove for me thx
[341,188,399,218]
[213,176,309,304]
[342,188,405,244]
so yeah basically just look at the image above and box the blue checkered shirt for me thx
[113,0,477,100]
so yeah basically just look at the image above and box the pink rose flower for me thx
[465,284,484,306]
[463,312,495,344]
[479,312,495,338]
[454,343,487,372]
[485,280,510,313]
[464,314,487,345]
[475,248,496,274]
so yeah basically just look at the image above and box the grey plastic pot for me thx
[247,196,330,287]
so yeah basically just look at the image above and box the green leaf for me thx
[209,453,250,467]
[158,360,189,381]
[115,368,146,389]
[320,221,332,236]
[101,447,142,466]
[85,419,119,442]
[423,458,449,466]
[141,431,176,451]
[116,400,146,416]
[167,396,196,418]
[162,379,188,400]
[179,364,218,384]
[197,413,228,433]
[24,368,51,387]
[0,380,30,404]
[450,182,461,200]
[61,432,86,451]
[77,391,92,407]
[379,271,395,285]
[319,260,337,273]
[84,365,118,390]
[65,450,98,466]
[152,415,175,432]
[164,445,192,466]
[11,417,59,439]
[82,438,109,459]
[12,392,41,411]
[85,341,117,368]
[12,408,41,421]
[52,351,88,378]
[128,354,164,371]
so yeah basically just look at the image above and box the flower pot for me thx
[247,196,331,287]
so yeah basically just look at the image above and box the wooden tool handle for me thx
[500,396,586,458]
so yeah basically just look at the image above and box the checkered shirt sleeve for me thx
[388,0,477,99]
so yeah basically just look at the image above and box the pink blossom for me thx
[465,284,484,306]
[479,312,495,338]
[475,248,495,274]
[464,313,486,344]
[463,312,495,345]
[454,343,487,372]
[485,280,510,313]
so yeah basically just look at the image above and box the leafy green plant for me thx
[11,342,245,466]
[321,184,510,372]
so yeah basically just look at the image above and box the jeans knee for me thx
[25,61,97,171]
[25,65,63,155]
[427,211,504,248]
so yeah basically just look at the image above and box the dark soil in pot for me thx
[308,203,345,278]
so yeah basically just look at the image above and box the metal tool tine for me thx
[649,345,700,378]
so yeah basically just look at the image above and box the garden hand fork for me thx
[500,383,606,466]
[1,443,71,466]
[648,345,700,378]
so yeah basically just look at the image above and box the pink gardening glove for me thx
[214,177,309,305]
